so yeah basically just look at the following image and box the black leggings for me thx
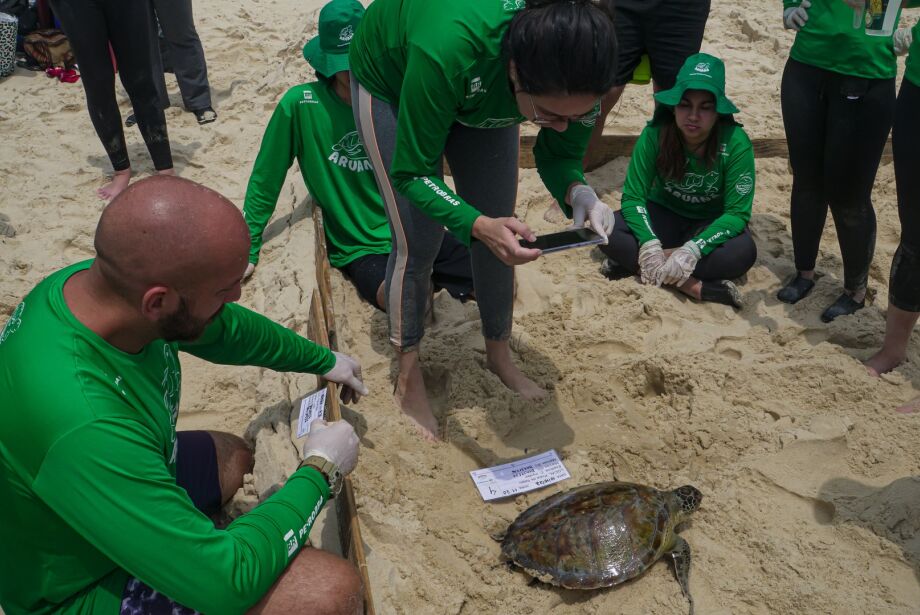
[781,58,895,291]
[600,202,757,281]
[50,0,172,171]
[890,79,920,312]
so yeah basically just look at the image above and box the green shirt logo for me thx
[328,131,372,172]
[0,302,24,345]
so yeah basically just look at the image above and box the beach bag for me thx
[0,12,15,77]
[23,28,75,69]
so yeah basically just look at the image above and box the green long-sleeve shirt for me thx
[620,123,755,255]
[0,260,336,615]
[349,0,594,245]
[784,0,909,79]
[243,80,391,268]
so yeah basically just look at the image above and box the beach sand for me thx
[2,1,920,613]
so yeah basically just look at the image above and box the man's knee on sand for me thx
[249,548,363,615]
[207,430,254,504]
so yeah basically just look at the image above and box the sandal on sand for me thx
[193,106,217,125]
[601,258,633,281]
[701,280,744,309]
[125,112,137,128]
[777,274,814,304]
[820,293,865,323]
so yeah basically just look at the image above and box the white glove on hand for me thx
[655,241,701,287]
[570,184,615,242]
[243,263,255,280]
[322,351,369,400]
[894,27,913,56]
[637,239,667,285]
[783,0,811,30]
[302,420,360,476]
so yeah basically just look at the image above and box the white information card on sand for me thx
[296,388,328,438]
[470,450,570,502]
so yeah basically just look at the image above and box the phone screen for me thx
[519,228,605,254]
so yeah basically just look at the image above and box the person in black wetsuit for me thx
[50,0,175,200]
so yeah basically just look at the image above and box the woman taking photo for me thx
[600,53,756,309]
[348,0,618,440]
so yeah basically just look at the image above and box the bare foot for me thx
[97,169,131,201]
[157,168,176,177]
[865,349,906,377]
[395,353,440,442]
[896,395,920,414]
[485,339,547,401]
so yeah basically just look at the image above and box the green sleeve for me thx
[180,303,335,375]
[532,116,593,217]
[690,131,755,255]
[388,49,483,246]
[243,97,298,265]
[619,127,660,246]
[33,420,330,614]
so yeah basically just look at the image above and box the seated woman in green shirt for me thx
[600,53,756,309]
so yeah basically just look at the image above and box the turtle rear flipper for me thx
[668,536,694,615]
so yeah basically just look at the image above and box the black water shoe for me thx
[820,293,865,323]
[193,107,217,125]
[701,280,744,309]
[777,274,815,304]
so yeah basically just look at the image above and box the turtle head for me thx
[674,485,702,517]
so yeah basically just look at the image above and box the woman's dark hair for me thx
[652,104,739,181]
[503,0,618,96]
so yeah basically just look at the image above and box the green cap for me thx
[302,0,364,78]
[654,53,739,115]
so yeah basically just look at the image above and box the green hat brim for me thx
[654,80,739,115]
[302,37,351,78]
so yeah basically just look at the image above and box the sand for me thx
[2,1,920,613]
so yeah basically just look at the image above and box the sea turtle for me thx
[500,482,702,614]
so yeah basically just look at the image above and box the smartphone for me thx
[519,228,605,254]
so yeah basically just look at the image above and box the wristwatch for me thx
[299,455,344,497]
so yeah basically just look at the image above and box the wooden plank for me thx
[307,290,376,615]
[312,208,337,350]
[443,135,893,173]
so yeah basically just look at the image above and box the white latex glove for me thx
[322,351,369,401]
[783,0,811,31]
[655,241,701,287]
[302,420,360,476]
[894,27,913,56]
[637,239,667,285]
[243,263,255,280]
[569,184,615,243]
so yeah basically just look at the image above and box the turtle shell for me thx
[500,482,677,589]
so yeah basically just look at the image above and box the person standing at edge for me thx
[775,0,916,322]
[151,0,217,125]
[583,0,712,171]
[0,176,368,615]
[243,0,475,315]
[865,20,920,399]
[50,0,176,200]
[348,0,618,441]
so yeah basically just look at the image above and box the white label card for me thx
[469,449,570,502]
[296,388,328,438]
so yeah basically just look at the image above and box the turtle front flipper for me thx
[668,536,694,615]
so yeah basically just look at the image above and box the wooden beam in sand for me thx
[443,136,893,173]
[308,291,376,615]
[312,207,338,350]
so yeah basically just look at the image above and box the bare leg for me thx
[896,396,920,414]
[395,350,439,442]
[865,304,920,377]
[583,85,625,171]
[248,548,363,615]
[375,282,386,311]
[98,168,132,201]
[207,430,254,504]
[158,168,176,177]
[485,338,546,401]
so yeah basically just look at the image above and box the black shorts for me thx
[613,0,711,88]
[119,431,220,615]
[340,233,475,310]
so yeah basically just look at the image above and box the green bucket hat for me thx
[302,0,364,78]
[654,53,739,115]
